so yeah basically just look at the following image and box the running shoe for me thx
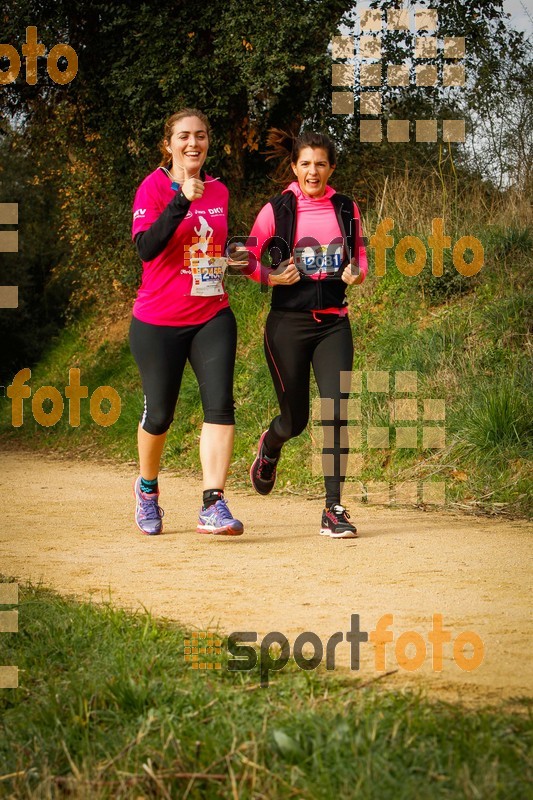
[133,476,164,535]
[250,430,279,495]
[197,498,244,536]
[320,504,358,538]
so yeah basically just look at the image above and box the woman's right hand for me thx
[181,178,205,202]
[268,256,300,286]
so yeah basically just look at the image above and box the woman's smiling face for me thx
[166,116,209,176]
[291,146,335,198]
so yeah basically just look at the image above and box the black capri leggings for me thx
[129,308,237,435]
[263,309,354,506]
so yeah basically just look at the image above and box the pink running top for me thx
[131,168,230,326]
[245,181,368,284]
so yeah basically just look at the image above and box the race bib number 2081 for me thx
[294,244,343,276]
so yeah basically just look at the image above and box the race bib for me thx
[190,257,227,296]
[294,244,343,276]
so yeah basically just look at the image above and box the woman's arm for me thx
[133,175,205,262]
[135,190,191,261]
[353,201,368,281]
[342,201,369,285]
[239,203,277,284]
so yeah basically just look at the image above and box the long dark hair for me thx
[264,128,337,184]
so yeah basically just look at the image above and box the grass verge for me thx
[0,580,531,799]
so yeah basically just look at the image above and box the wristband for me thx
[175,190,190,207]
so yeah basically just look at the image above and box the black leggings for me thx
[263,309,354,507]
[129,308,237,435]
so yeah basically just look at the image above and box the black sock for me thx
[203,489,224,508]
[326,499,341,510]
[140,476,158,494]
[263,432,281,460]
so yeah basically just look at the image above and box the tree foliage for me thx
[0,0,530,373]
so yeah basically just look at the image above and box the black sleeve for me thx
[135,190,192,261]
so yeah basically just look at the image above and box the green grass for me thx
[0,580,531,799]
[485,225,533,258]
[456,383,533,461]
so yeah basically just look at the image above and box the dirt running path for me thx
[2,452,531,704]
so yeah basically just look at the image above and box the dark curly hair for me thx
[264,128,336,184]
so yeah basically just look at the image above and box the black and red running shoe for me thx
[250,430,280,496]
[320,504,358,538]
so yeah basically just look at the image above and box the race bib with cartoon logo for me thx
[190,257,227,296]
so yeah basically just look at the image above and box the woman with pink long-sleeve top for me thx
[243,129,368,538]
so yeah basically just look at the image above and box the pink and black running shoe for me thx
[250,430,279,496]
[320,504,358,538]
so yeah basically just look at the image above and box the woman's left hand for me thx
[342,259,364,285]
[227,242,250,269]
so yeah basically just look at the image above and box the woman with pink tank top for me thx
[243,130,368,538]
[129,108,247,536]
